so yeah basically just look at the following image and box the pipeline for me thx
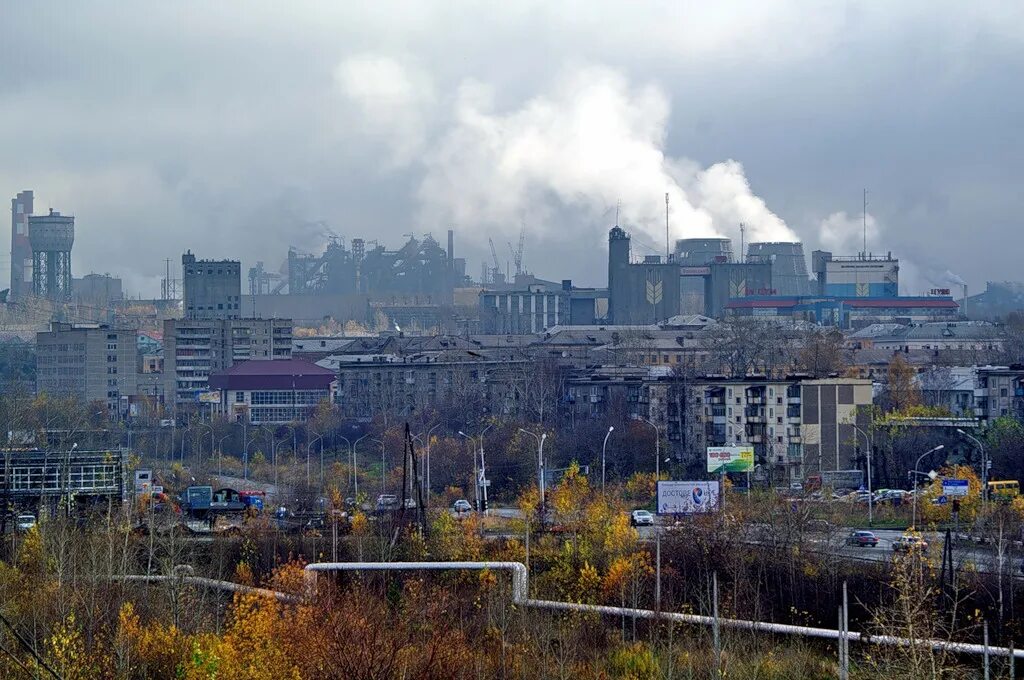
[113,573,301,604]
[302,561,1024,661]
[116,562,1023,661]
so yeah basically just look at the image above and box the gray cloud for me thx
[1,1,1022,295]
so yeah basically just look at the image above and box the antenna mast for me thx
[664,193,670,259]
[862,188,868,258]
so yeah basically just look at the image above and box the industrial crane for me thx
[507,223,526,277]
[488,237,501,283]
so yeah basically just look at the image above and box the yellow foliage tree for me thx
[920,464,982,525]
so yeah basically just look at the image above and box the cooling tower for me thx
[674,238,733,265]
[746,242,812,296]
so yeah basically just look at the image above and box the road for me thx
[635,523,1022,576]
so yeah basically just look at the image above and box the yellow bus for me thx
[987,480,1020,501]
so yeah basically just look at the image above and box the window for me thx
[235,391,245,403]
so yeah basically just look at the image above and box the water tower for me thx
[29,209,74,301]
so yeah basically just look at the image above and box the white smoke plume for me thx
[944,270,967,286]
[817,210,880,254]
[337,59,797,248]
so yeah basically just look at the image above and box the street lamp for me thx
[956,428,988,510]
[601,426,615,492]
[518,428,548,509]
[215,433,232,477]
[423,423,442,495]
[852,424,874,525]
[196,422,214,472]
[372,438,386,495]
[307,431,324,487]
[632,415,661,481]
[244,434,266,483]
[911,444,945,529]
[459,424,493,513]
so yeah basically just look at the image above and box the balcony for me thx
[746,396,765,405]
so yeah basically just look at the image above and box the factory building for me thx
[9,190,33,300]
[674,238,732,314]
[609,226,774,322]
[479,280,607,334]
[812,250,899,297]
[285,231,454,303]
[725,295,959,328]
[183,251,242,320]
[29,209,74,301]
[608,226,682,323]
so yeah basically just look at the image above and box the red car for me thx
[846,530,879,547]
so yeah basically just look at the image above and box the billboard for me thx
[198,391,221,404]
[657,481,720,515]
[706,446,754,474]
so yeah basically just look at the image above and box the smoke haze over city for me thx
[2,1,1022,294]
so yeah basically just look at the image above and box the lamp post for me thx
[457,431,478,511]
[196,422,214,473]
[601,426,615,493]
[307,432,324,487]
[459,424,493,513]
[518,428,548,509]
[852,424,874,525]
[423,423,441,496]
[372,438,386,495]
[633,415,661,481]
[244,434,266,483]
[911,444,945,529]
[215,434,232,477]
[957,428,987,511]
[339,433,370,500]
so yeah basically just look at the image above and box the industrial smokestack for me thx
[447,229,454,269]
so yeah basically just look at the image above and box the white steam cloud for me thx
[337,58,797,247]
[818,210,880,254]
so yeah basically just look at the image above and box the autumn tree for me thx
[796,328,846,377]
[883,353,922,412]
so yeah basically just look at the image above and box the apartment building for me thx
[162,317,292,406]
[35,322,138,415]
[330,353,531,419]
[918,364,1024,422]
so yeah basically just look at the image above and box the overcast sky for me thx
[2,1,1022,296]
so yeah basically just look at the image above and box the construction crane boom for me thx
[488,237,500,271]
[515,223,526,275]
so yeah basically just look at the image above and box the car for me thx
[15,513,36,532]
[789,482,804,491]
[452,499,473,514]
[375,494,399,512]
[893,535,929,553]
[845,530,879,547]
[630,510,655,527]
[807,519,833,534]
